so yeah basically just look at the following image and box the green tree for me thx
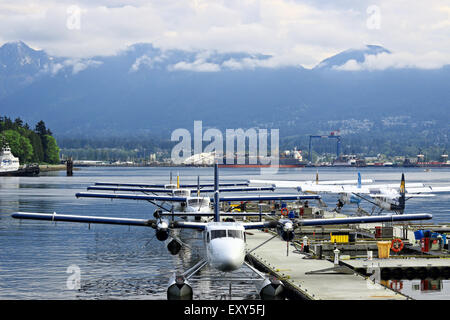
[35,120,48,136]
[27,131,44,163]
[43,135,60,164]
[1,130,33,163]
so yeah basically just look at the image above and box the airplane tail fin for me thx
[214,162,220,222]
[398,173,406,213]
[177,174,180,189]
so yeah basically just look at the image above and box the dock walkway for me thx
[341,258,450,278]
[245,230,408,300]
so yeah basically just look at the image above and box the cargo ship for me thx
[218,149,307,168]
[332,155,366,167]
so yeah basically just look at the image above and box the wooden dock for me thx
[245,230,408,300]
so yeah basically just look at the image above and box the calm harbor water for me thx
[0,166,449,300]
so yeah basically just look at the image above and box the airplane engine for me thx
[155,220,170,241]
[257,276,284,300]
[167,274,193,300]
[167,238,182,255]
[277,220,295,242]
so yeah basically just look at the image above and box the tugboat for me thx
[0,144,39,176]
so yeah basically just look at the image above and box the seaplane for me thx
[11,164,433,299]
[251,172,450,215]
[88,173,277,217]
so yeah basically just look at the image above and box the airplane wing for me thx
[11,212,207,230]
[242,220,279,230]
[87,186,174,193]
[158,212,277,217]
[404,186,450,194]
[249,179,373,188]
[296,213,432,226]
[94,182,249,188]
[362,186,450,199]
[76,192,320,202]
[86,186,275,193]
[11,212,155,227]
[75,192,188,202]
[369,193,436,199]
[216,194,321,202]
[241,213,432,229]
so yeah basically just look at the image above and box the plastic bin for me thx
[414,230,424,240]
[377,241,391,258]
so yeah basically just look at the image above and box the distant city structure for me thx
[182,151,216,166]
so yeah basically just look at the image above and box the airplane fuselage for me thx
[202,222,246,272]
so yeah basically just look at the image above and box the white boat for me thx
[0,144,20,175]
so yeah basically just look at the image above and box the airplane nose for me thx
[218,251,243,272]
[213,241,244,272]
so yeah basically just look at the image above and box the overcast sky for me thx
[1,0,449,69]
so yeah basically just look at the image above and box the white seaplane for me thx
[251,172,450,214]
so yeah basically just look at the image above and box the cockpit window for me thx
[188,198,208,206]
[210,229,243,240]
[227,230,243,239]
[173,190,190,196]
[211,230,227,239]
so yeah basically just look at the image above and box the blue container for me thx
[288,211,296,219]
[414,230,424,240]
[431,232,440,239]
[281,203,287,208]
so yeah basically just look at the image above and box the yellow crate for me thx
[330,233,349,243]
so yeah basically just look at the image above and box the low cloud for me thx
[168,59,221,72]
[334,51,450,71]
[130,54,165,72]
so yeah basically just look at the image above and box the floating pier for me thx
[341,258,450,280]
[245,230,408,300]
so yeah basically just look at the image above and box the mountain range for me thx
[0,41,448,152]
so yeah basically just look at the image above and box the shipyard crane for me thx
[308,131,341,163]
